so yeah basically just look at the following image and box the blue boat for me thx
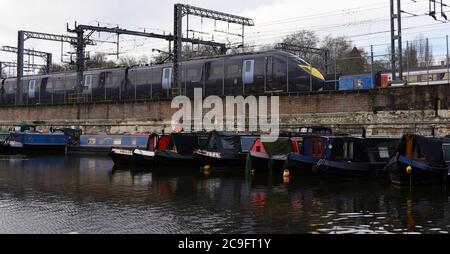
[0,125,78,154]
[285,135,400,178]
[285,135,333,175]
[67,133,152,156]
[386,135,450,185]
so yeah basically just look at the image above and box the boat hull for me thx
[284,153,321,175]
[316,160,389,179]
[155,151,197,168]
[250,152,287,173]
[193,151,247,170]
[133,149,156,167]
[387,156,449,185]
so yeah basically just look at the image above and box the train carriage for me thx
[0,50,327,106]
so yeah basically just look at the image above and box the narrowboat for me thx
[193,131,259,170]
[0,125,80,155]
[68,133,150,156]
[285,135,333,175]
[314,136,401,179]
[249,137,300,173]
[110,133,170,166]
[133,134,170,166]
[155,133,208,167]
[386,135,450,185]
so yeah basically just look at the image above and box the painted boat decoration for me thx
[68,133,151,155]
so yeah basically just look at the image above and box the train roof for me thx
[1,50,302,80]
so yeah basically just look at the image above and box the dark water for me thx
[0,155,449,234]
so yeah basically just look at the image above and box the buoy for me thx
[204,165,211,171]
[406,165,412,174]
[283,169,290,178]
[283,176,290,184]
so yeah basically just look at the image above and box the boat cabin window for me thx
[98,137,104,145]
[442,144,450,162]
[378,147,390,159]
[337,141,354,160]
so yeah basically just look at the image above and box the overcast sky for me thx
[1,0,449,72]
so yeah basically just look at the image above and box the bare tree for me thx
[85,53,116,69]
[281,30,320,64]
[415,34,434,66]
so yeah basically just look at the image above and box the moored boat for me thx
[386,135,450,185]
[132,134,170,167]
[193,131,259,170]
[0,125,80,155]
[285,135,333,175]
[109,133,170,167]
[315,136,400,179]
[68,133,150,156]
[155,133,208,168]
[249,137,300,173]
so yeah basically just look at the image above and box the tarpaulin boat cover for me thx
[262,138,293,156]
[206,131,242,155]
[169,133,202,155]
[398,135,448,167]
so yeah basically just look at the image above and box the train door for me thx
[84,74,92,95]
[28,79,36,99]
[243,60,255,85]
[162,67,172,90]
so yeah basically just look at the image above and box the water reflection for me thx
[0,155,449,234]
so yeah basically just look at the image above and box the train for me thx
[0,50,326,105]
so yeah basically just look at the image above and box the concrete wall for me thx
[1,84,449,136]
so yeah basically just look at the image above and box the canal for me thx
[0,155,449,234]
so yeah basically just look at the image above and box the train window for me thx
[209,65,224,80]
[226,65,240,76]
[187,68,201,82]
[41,77,48,91]
[245,61,252,72]
[266,56,273,79]
[54,78,65,90]
[274,58,287,76]
[151,68,161,84]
